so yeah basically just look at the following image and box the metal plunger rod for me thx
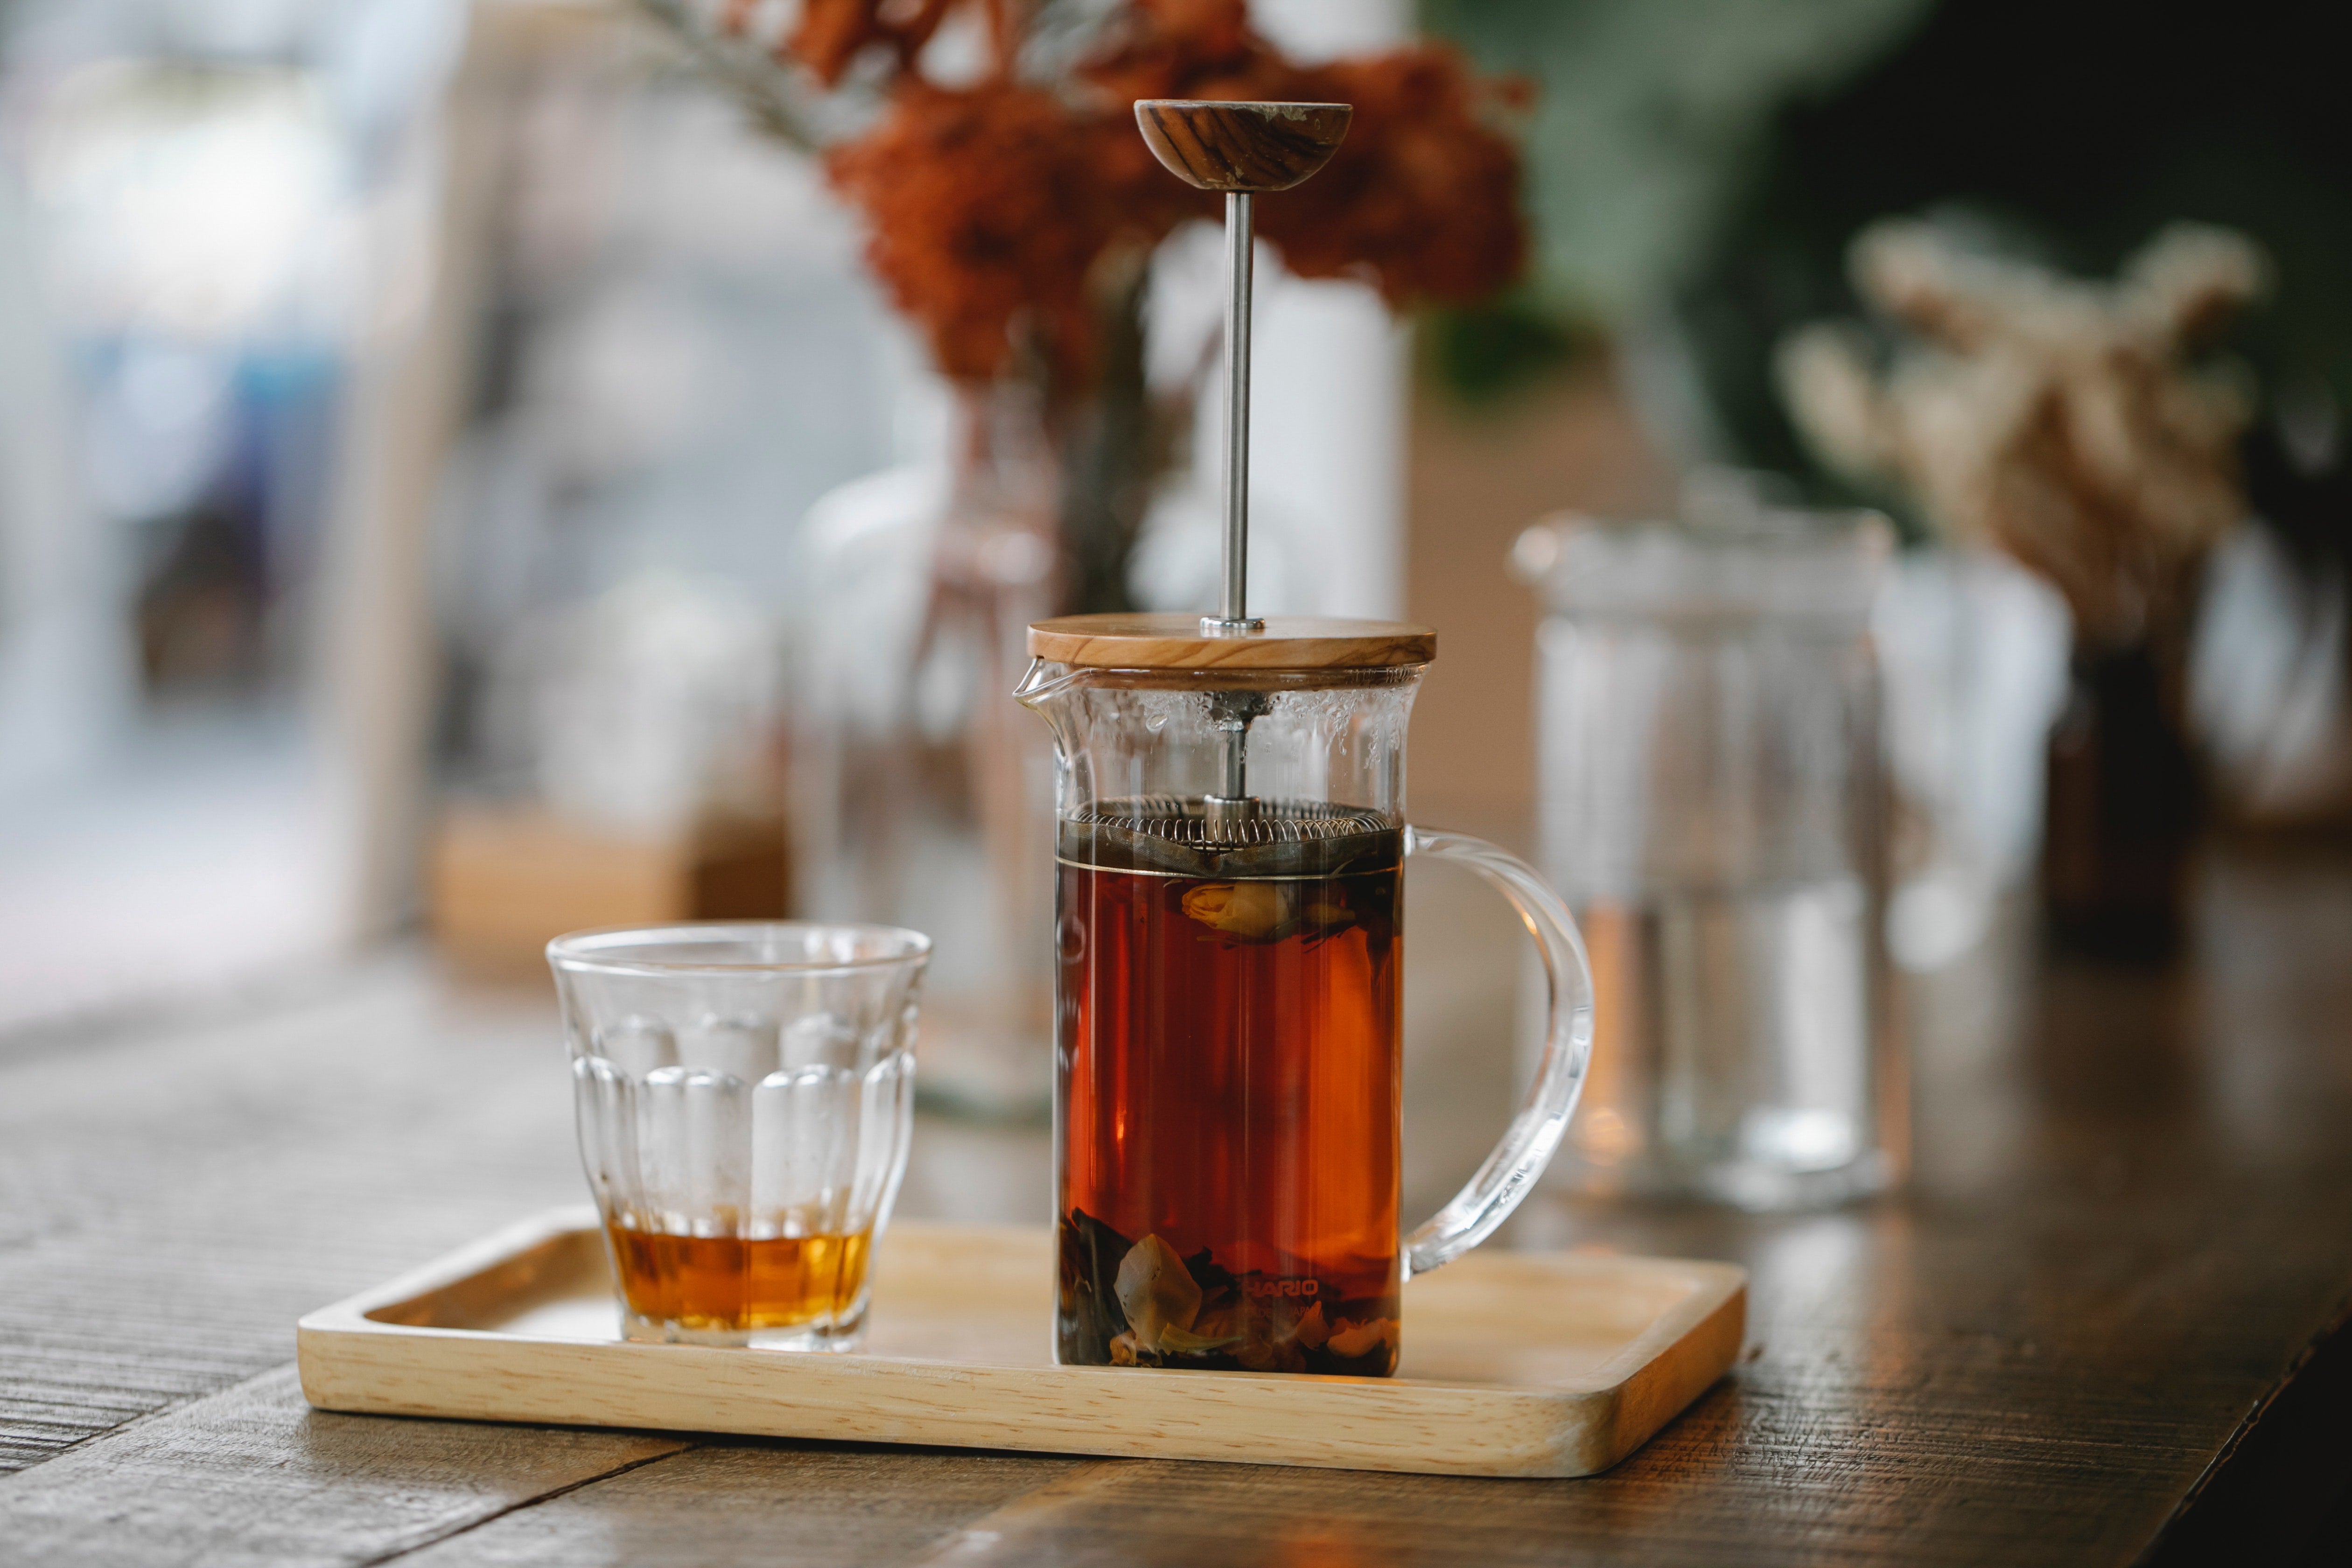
[1211,194,1259,807]
[1133,98,1348,633]
[1219,190,1255,628]
[1130,99,1353,822]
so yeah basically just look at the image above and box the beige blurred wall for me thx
[1404,360,1675,840]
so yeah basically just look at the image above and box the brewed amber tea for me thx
[605,1222,872,1334]
[1055,798,1402,1376]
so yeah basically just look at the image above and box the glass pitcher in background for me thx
[1514,506,1901,1210]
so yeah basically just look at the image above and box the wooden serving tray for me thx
[297,1208,1744,1477]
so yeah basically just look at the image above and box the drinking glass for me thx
[1515,507,1901,1210]
[548,922,928,1347]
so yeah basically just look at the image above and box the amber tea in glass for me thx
[1019,617,1597,1377]
[605,1224,874,1335]
[548,922,928,1349]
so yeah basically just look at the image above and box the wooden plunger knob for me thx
[1134,100,1351,192]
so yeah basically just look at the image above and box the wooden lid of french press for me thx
[1027,613,1434,671]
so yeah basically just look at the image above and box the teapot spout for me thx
[1013,657,1088,713]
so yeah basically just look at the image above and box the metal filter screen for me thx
[1060,796,1401,878]
[1072,795,1390,846]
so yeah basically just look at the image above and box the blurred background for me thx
[0,0,2344,1112]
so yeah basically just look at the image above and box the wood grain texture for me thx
[1026,613,1435,671]
[0,1367,688,1568]
[0,966,585,1476]
[3,844,2351,1562]
[391,1449,1108,1568]
[1134,100,1351,192]
[296,1215,1745,1477]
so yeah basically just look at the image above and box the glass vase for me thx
[789,385,1061,1119]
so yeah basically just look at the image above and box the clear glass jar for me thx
[1513,509,1900,1210]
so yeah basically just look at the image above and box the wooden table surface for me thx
[3,840,2349,1566]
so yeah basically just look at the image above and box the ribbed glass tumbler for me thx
[548,923,929,1349]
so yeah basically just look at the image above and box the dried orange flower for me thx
[1250,48,1526,307]
[826,81,1133,384]
[821,0,1529,385]
[720,0,962,89]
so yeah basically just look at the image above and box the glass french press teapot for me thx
[1016,623,1595,1375]
[1013,98,1593,1377]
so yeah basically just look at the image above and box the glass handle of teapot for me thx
[1399,826,1596,1281]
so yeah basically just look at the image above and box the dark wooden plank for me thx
[387,1448,1106,1567]
[0,966,583,1473]
[0,1368,689,1568]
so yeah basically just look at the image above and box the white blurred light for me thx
[28,57,350,342]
